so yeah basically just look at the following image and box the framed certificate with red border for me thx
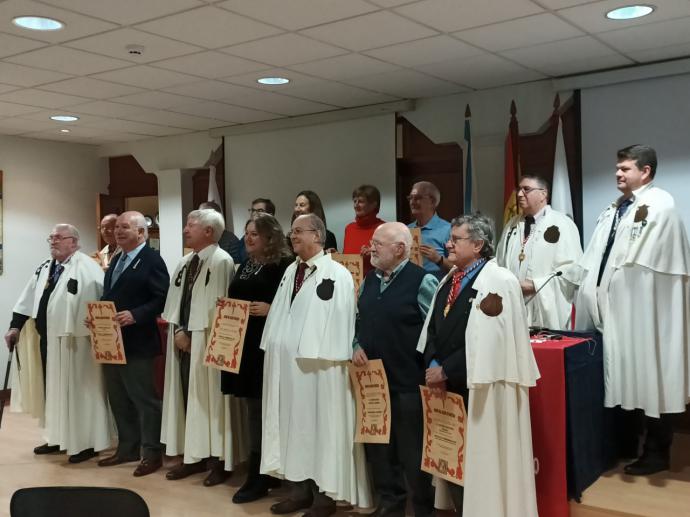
[204,297,250,373]
[87,301,126,364]
[348,359,391,444]
[420,385,467,485]
[331,253,364,297]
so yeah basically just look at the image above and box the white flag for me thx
[207,165,223,211]
[551,117,573,218]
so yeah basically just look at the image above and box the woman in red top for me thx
[343,184,385,275]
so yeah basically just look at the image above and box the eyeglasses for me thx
[248,208,267,214]
[369,240,402,248]
[47,235,75,243]
[288,228,318,237]
[448,235,472,244]
[406,194,431,202]
[515,186,545,195]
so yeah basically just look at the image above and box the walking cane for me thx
[0,338,18,429]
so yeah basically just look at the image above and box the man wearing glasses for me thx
[260,213,371,517]
[407,181,451,279]
[5,224,113,463]
[497,175,582,330]
[237,198,276,263]
[353,222,438,517]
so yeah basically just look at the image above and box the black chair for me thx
[10,487,149,517]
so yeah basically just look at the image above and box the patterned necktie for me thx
[111,255,128,286]
[443,270,466,317]
[50,263,64,285]
[292,262,309,299]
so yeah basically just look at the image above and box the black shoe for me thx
[34,443,60,455]
[233,474,276,504]
[624,456,670,476]
[271,495,314,515]
[368,503,406,517]
[68,448,98,464]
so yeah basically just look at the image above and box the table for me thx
[530,331,615,517]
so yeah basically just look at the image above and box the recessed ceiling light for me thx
[606,5,654,20]
[257,77,290,85]
[50,115,79,122]
[12,16,64,31]
[60,129,71,133]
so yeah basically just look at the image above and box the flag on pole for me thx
[503,101,520,224]
[463,104,478,213]
[551,116,573,218]
[207,165,223,211]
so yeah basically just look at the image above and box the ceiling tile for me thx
[557,0,690,34]
[21,129,100,143]
[171,100,280,123]
[0,31,47,58]
[598,17,690,54]
[344,68,468,98]
[367,0,418,6]
[394,0,543,32]
[416,53,545,89]
[0,0,117,42]
[66,29,203,64]
[500,36,630,75]
[37,0,205,25]
[83,118,190,136]
[289,53,401,80]
[220,67,320,90]
[0,62,72,87]
[281,79,399,107]
[113,91,198,109]
[628,41,690,63]
[0,83,20,94]
[5,46,132,75]
[162,80,248,101]
[92,65,201,89]
[217,0,378,30]
[135,6,283,49]
[37,78,145,99]
[153,51,269,79]
[0,88,90,108]
[300,11,438,51]
[16,109,106,124]
[0,100,43,116]
[65,100,148,117]
[123,109,225,130]
[537,0,592,7]
[364,35,484,67]
[454,13,584,52]
[221,33,348,66]
[0,117,59,134]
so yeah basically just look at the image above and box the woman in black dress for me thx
[291,190,338,251]
[221,214,292,504]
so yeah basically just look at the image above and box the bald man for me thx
[353,222,438,517]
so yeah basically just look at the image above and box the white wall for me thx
[0,135,104,367]
[581,73,690,241]
[224,114,396,243]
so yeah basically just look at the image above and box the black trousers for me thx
[364,391,434,517]
[103,357,162,460]
[614,407,674,460]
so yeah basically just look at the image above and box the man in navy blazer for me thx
[96,210,169,477]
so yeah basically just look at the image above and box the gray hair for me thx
[130,212,148,239]
[296,213,326,246]
[413,181,441,207]
[451,213,495,259]
[188,208,225,242]
[53,223,80,242]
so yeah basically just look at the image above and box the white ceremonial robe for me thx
[417,259,540,517]
[564,184,690,417]
[161,244,248,467]
[497,205,582,329]
[260,253,372,507]
[9,251,113,454]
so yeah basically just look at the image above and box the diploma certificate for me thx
[348,359,391,444]
[87,301,126,364]
[204,297,250,373]
[410,227,423,266]
[331,253,364,297]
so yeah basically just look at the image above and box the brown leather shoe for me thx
[203,462,231,486]
[97,453,140,467]
[133,457,162,477]
[271,495,314,515]
[302,500,337,517]
[165,461,207,480]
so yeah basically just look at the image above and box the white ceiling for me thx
[0,0,688,145]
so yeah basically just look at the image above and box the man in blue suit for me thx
[96,211,169,477]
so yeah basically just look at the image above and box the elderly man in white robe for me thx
[497,175,582,329]
[161,209,247,486]
[563,145,690,476]
[418,213,540,517]
[4,224,112,463]
[260,213,371,517]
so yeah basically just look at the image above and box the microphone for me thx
[524,271,562,305]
